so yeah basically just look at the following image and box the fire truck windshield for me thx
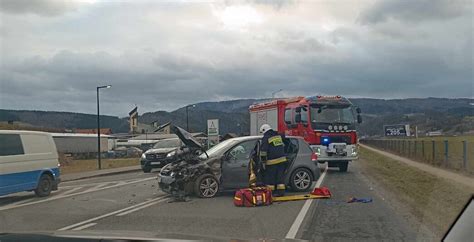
[310,106,355,125]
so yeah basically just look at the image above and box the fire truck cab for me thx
[249,95,362,172]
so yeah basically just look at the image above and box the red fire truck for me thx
[249,95,362,172]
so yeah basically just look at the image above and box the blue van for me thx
[0,130,61,197]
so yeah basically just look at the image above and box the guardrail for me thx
[361,139,473,174]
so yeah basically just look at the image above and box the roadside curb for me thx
[61,166,142,182]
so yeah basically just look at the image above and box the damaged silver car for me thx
[158,125,320,198]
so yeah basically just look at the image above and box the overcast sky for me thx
[0,0,472,117]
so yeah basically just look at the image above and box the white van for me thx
[0,130,61,197]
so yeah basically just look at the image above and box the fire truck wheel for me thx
[339,161,348,172]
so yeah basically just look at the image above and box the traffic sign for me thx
[207,119,219,136]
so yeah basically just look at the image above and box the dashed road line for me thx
[285,166,328,239]
[58,196,169,231]
[116,198,168,216]
[71,223,97,231]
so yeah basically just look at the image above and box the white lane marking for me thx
[1,197,37,207]
[60,187,84,196]
[0,177,156,211]
[285,166,328,239]
[57,196,168,231]
[82,182,111,193]
[60,178,143,188]
[116,198,169,216]
[71,223,97,231]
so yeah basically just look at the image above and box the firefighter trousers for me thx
[263,162,287,196]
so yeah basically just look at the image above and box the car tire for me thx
[290,168,314,192]
[339,161,348,172]
[34,174,53,197]
[194,174,219,198]
[142,166,152,173]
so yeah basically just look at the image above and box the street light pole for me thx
[185,104,195,132]
[97,85,111,170]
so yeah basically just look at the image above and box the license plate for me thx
[160,176,175,184]
[151,161,161,165]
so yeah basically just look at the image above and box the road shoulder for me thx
[358,146,474,238]
[361,144,474,189]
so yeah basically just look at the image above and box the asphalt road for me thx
[0,161,433,240]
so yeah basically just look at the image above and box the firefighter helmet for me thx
[259,124,272,134]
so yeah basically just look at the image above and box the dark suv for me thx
[140,138,182,172]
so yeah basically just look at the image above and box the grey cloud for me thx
[0,0,78,16]
[360,0,469,24]
[250,0,294,9]
[0,1,472,116]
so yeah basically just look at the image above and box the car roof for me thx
[226,135,304,142]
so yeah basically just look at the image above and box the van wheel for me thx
[35,174,53,197]
[290,168,314,192]
[194,174,219,198]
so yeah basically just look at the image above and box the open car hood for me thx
[171,125,203,151]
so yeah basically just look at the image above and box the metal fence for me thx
[361,139,473,174]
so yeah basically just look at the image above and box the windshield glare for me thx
[311,106,355,124]
[153,139,180,149]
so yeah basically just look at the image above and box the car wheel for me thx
[142,166,152,173]
[290,168,313,192]
[339,161,348,172]
[35,174,53,197]
[194,174,219,198]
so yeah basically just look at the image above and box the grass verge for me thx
[359,146,474,236]
[60,158,139,175]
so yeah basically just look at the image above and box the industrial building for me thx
[51,133,112,157]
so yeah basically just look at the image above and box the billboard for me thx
[384,124,411,136]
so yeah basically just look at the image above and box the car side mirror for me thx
[295,113,302,123]
[357,114,362,124]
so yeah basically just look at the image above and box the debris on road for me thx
[347,197,373,203]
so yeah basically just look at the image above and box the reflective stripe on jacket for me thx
[260,130,287,166]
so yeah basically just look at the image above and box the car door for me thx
[221,139,258,189]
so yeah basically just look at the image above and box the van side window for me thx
[284,108,292,124]
[0,134,25,156]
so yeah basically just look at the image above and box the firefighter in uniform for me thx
[259,124,287,197]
